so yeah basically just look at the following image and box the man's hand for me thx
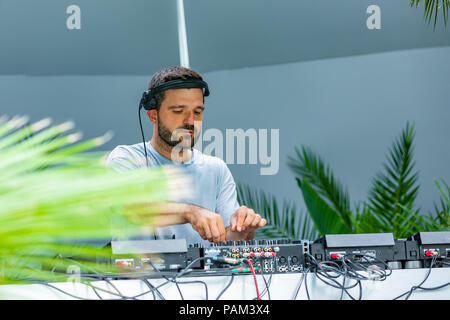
[228,206,266,240]
[185,207,226,244]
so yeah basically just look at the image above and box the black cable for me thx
[87,282,104,300]
[314,270,358,300]
[142,278,157,300]
[138,105,149,168]
[413,281,450,291]
[305,253,362,300]
[141,258,173,299]
[176,256,211,278]
[137,256,216,300]
[175,279,209,300]
[292,269,306,300]
[255,258,271,300]
[29,270,161,300]
[215,273,235,300]
[173,280,184,300]
[35,278,130,300]
[304,270,310,300]
[81,274,164,300]
[357,279,362,300]
[162,275,184,300]
[258,273,272,300]
[35,281,92,300]
[62,257,139,300]
[142,278,165,300]
[393,255,438,300]
[340,273,347,300]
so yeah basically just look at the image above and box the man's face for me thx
[155,88,204,149]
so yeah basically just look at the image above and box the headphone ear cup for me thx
[149,98,156,110]
[148,96,158,110]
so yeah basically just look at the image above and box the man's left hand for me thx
[229,206,267,235]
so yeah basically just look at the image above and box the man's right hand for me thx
[184,207,226,244]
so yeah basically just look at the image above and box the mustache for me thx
[178,125,194,131]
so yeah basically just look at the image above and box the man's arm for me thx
[125,202,227,243]
[127,202,266,243]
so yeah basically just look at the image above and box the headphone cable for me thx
[138,105,149,168]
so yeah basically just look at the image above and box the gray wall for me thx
[1,46,449,214]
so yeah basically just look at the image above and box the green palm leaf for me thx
[295,178,348,235]
[288,146,353,232]
[236,183,318,240]
[410,0,450,30]
[0,115,188,285]
[367,122,420,238]
[432,178,450,228]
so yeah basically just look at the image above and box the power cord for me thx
[393,255,442,300]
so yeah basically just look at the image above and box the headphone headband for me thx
[139,79,210,110]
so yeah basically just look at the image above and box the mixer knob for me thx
[248,240,256,245]
[226,240,234,246]
[238,240,245,246]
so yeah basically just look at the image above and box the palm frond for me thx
[236,182,318,240]
[288,146,353,232]
[367,122,420,238]
[353,202,387,234]
[0,115,190,284]
[432,178,450,228]
[410,0,450,30]
[296,178,348,235]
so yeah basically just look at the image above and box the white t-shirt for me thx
[106,142,240,246]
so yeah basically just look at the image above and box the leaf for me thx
[433,178,450,228]
[0,115,186,284]
[236,183,318,240]
[296,178,348,235]
[288,146,353,232]
[411,0,449,30]
[367,122,420,236]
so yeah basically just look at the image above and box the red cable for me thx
[246,259,260,300]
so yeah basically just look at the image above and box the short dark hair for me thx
[148,66,204,110]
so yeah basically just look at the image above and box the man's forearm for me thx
[125,201,202,227]
[153,202,204,227]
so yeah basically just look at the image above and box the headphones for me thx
[138,78,210,167]
[139,79,210,111]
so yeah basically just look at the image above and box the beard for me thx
[157,116,200,149]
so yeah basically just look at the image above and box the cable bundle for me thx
[304,252,393,300]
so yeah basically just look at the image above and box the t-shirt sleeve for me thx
[215,160,240,228]
[105,146,142,172]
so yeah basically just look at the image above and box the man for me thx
[107,66,266,245]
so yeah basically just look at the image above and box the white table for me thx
[1,268,449,300]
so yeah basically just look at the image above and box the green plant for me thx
[433,178,450,226]
[236,183,318,240]
[410,0,450,30]
[0,115,187,285]
[288,122,448,238]
[238,122,448,241]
